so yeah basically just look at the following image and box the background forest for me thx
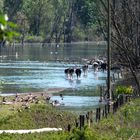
[0,0,104,43]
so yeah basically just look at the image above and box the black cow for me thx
[75,68,82,79]
[100,63,107,72]
[69,68,74,79]
[64,68,74,79]
[64,68,70,78]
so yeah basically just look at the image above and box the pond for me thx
[0,42,107,111]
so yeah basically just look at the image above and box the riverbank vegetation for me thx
[0,95,77,130]
[0,97,139,139]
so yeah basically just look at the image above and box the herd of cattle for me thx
[64,59,122,80]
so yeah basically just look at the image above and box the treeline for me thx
[0,0,104,43]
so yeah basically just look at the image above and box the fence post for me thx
[90,111,93,124]
[105,105,107,118]
[75,119,79,128]
[107,103,110,113]
[118,96,121,106]
[113,102,116,113]
[86,112,90,127]
[79,115,85,129]
[102,109,105,117]
[98,108,101,121]
[68,124,71,132]
[96,108,98,122]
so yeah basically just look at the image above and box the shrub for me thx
[115,86,133,95]
[24,35,43,43]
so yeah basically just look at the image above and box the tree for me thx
[0,0,4,13]
[74,0,104,41]
[111,0,140,93]
[14,12,29,46]
[94,0,140,93]
[75,0,95,27]
[4,0,24,21]
[23,0,45,35]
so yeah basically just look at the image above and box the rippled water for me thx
[0,61,107,92]
[0,43,107,110]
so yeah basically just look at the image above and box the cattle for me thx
[93,62,99,72]
[75,68,82,79]
[64,68,74,79]
[100,63,107,72]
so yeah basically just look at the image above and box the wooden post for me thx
[98,108,101,121]
[86,111,93,127]
[107,103,110,113]
[102,109,105,117]
[75,119,79,128]
[90,111,93,124]
[121,95,124,105]
[96,108,98,122]
[105,105,108,118]
[86,112,90,127]
[79,115,85,129]
[96,108,101,122]
[68,124,71,132]
[118,96,121,106]
[113,102,116,113]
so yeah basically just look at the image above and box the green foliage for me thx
[115,86,134,95]
[0,14,19,43]
[0,132,69,140]
[25,35,43,43]
[75,0,96,27]
[69,126,101,140]
[97,98,140,139]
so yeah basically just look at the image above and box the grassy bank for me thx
[0,97,139,139]
[93,97,140,139]
[0,95,77,130]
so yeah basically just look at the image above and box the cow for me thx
[100,63,107,72]
[93,62,99,72]
[64,67,74,79]
[75,68,82,79]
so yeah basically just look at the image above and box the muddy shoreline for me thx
[0,88,66,97]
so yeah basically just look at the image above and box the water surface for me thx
[0,43,107,110]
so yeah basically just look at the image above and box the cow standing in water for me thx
[100,62,107,72]
[75,68,82,79]
[82,65,88,76]
[69,68,74,79]
[93,62,99,72]
[64,67,74,80]
[64,68,70,78]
